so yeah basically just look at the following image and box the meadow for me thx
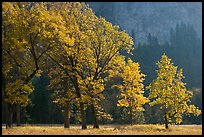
[2,124,202,135]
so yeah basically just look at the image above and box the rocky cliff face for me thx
[88,2,202,44]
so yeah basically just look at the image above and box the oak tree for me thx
[113,58,149,125]
[46,2,133,129]
[147,54,201,129]
[2,2,68,127]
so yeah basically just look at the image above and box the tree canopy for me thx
[147,54,201,128]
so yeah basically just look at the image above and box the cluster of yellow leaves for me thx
[2,62,12,76]
[48,66,77,108]
[5,80,33,106]
[147,53,201,124]
[96,103,113,122]
[52,89,77,108]
[115,58,149,113]
[78,77,105,104]
[35,69,43,77]
[107,55,126,78]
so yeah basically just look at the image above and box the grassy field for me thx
[2,124,202,135]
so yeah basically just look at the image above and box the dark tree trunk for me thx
[164,115,169,129]
[6,103,14,128]
[63,79,71,128]
[79,102,87,129]
[64,104,71,128]
[91,103,99,129]
[16,104,21,126]
[73,77,87,129]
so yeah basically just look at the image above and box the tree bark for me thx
[164,115,169,129]
[73,77,87,129]
[6,103,14,128]
[16,104,21,126]
[63,79,71,128]
[79,102,87,129]
[91,103,99,129]
[64,104,71,128]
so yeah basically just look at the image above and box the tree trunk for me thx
[79,102,87,129]
[16,104,21,126]
[64,104,71,128]
[73,77,87,129]
[6,103,14,128]
[91,103,99,129]
[164,115,169,129]
[63,79,71,128]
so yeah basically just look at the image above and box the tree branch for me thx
[47,54,75,84]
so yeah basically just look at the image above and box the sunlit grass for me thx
[2,124,202,135]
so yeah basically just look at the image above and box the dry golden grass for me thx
[2,124,202,135]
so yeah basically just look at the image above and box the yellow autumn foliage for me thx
[147,53,201,125]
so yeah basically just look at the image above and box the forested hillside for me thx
[88,2,202,44]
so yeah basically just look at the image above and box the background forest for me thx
[2,2,202,125]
